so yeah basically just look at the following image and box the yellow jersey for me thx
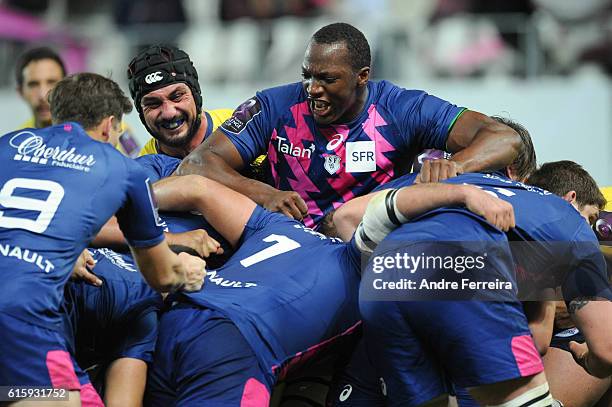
[602,187,612,211]
[138,109,233,156]
[18,117,36,129]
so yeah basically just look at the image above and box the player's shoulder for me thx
[138,138,158,156]
[257,82,304,106]
[243,206,345,246]
[371,79,426,100]
[206,108,234,128]
[135,153,180,182]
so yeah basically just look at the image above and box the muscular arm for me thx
[177,131,307,219]
[448,111,521,174]
[568,298,612,378]
[419,111,521,182]
[335,162,514,243]
[152,174,257,247]
[130,242,203,293]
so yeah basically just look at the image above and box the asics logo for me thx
[145,71,163,84]
[339,384,352,402]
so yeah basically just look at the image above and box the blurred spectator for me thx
[533,0,612,75]
[5,0,49,15]
[15,46,66,129]
[220,0,325,21]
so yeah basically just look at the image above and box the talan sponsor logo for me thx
[276,136,315,159]
[0,243,54,273]
[10,131,96,173]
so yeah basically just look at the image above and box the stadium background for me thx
[0,0,610,185]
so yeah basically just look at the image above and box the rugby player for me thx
[345,161,611,406]
[127,45,233,158]
[0,72,205,406]
[177,22,523,228]
[122,169,363,406]
[15,47,65,129]
[64,248,163,407]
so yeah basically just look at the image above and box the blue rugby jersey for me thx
[376,172,612,302]
[63,248,162,366]
[179,206,362,385]
[0,123,164,330]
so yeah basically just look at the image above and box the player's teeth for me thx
[162,120,183,129]
[314,101,327,110]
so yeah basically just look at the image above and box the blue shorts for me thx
[359,300,543,407]
[328,339,386,407]
[0,312,81,388]
[146,304,271,407]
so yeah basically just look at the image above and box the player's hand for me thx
[177,252,206,292]
[167,230,224,258]
[569,341,592,375]
[462,185,515,231]
[263,190,308,221]
[418,159,462,183]
[71,249,102,287]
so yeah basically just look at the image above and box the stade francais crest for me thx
[324,154,341,175]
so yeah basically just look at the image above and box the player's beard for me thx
[154,114,201,148]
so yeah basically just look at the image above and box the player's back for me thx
[182,207,362,378]
[64,248,162,368]
[443,173,606,296]
[0,123,138,329]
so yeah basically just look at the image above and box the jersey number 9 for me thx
[0,177,65,233]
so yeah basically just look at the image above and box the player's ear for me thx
[562,190,577,205]
[96,116,116,143]
[357,66,370,86]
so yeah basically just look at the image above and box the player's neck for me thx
[339,86,369,124]
[159,115,208,159]
[35,118,51,129]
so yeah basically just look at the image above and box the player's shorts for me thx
[0,312,81,388]
[550,327,585,352]
[328,339,386,407]
[146,304,271,407]
[359,299,543,407]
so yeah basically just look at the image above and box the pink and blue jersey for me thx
[221,80,465,227]
[0,123,165,331]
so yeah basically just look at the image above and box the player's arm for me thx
[92,216,127,250]
[152,174,257,247]
[129,241,204,293]
[523,300,556,356]
[117,164,205,293]
[177,130,307,221]
[103,357,147,407]
[92,217,221,259]
[355,175,514,253]
[567,298,612,378]
[421,111,521,182]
